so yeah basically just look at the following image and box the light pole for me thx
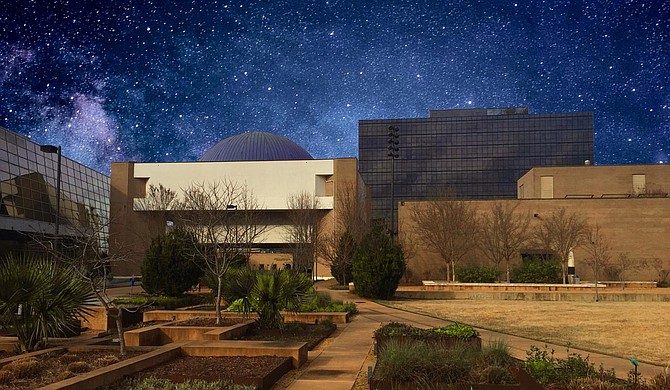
[387,126,399,242]
[40,145,62,257]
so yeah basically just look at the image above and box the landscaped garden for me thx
[369,322,670,389]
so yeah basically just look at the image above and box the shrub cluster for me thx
[455,264,501,283]
[374,338,515,386]
[511,258,562,284]
[374,321,479,341]
[141,229,204,297]
[352,224,405,299]
[297,291,358,313]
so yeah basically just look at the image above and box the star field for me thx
[1,0,668,173]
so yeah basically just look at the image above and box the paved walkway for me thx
[286,287,666,390]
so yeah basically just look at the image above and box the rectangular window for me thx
[632,174,646,195]
[540,176,554,199]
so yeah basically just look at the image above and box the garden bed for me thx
[0,349,144,389]
[138,355,292,390]
[240,322,336,350]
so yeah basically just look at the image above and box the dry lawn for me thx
[385,299,670,366]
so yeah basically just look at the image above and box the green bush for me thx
[352,224,405,299]
[374,322,478,340]
[511,258,562,284]
[141,228,203,297]
[433,323,480,340]
[455,264,501,283]
[524,345,616,386]
[0,255,94,352]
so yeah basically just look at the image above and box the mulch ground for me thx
[0,350,143,389]
[167,318,242,327]
[140,355,288,381]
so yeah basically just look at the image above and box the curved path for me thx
[285,287,666,390]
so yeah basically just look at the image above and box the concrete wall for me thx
[398,198,670,283]
[518,165,670,199]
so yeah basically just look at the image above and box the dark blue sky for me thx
[1,0,668,173]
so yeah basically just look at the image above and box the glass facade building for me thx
[358,107,594,221]
[0,126,110,257]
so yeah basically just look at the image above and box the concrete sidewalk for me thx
[286,288,666,390]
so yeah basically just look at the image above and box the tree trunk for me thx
[562,262,567,284]
[451,261,456,282]
[506,262,511,283]
[114,308,126,356]
[215,275,223,325]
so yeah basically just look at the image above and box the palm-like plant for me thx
[251,270,313,329]
[0,255,94,352]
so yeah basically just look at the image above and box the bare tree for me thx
[582,223,612,300]
[323,181,369,285]
[479,202,531,282]
[410,199,479,282]
[176,179,266,324]
[533,207,587,284]
[606,252,645,290]
[285,191,325,279]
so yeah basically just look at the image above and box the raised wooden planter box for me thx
[124,320,255,346]
[152,357,292,390]
[15,340,307,389]
[182,340,309,369]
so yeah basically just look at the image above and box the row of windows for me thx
[0,128,110,244]
[359,117,593,136]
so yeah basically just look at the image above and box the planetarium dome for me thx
[199,132,313,162]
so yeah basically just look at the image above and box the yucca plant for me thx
[0,254,94,352]
[251,269,313,329]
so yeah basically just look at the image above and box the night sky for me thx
[1,1,668,174]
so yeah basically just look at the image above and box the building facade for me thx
[359,107,594,223]
[398,164,670,283]
[109,132,367,277]
[0,126,110,258]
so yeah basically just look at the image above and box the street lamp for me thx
[40,144,62,257]
[387,126,400,241]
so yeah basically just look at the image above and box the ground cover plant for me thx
[384,299,670,365]
[103,376,254,390]
[523,345,670,389]
[297,291,358,314]
[0,350,143,389]
[372,336,517,387]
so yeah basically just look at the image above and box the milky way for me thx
[1,1,668,173]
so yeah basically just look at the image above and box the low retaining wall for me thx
[143,310,349,324]
[394,290,670,302]
[182,340,309,369]
[124,321,254,347]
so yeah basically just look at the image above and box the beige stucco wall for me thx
[109,159,365,278]
[398,198,670,283]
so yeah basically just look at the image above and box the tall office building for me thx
[358,107,594,222]
[0,126,110,257]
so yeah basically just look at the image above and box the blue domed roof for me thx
[199,132,313,162]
